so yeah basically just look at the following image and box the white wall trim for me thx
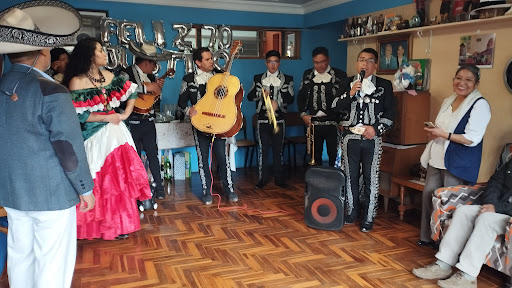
[96,0,353,15]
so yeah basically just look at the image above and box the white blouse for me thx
[429,100,491,169]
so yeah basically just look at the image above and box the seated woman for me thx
[418,64,491,248]
[62,38,151,240]
[412,158,512,288]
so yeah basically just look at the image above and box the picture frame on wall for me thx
[377,35,411,74]
[459,33,495,68]
[64,9,108,45]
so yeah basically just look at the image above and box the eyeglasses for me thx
[454,76,476,83]
[357,58,375,64]
[266,60,280,64]
[313,60,328,65]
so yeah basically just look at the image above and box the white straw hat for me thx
[0,0,81,54]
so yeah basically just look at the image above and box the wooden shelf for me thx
[338,13,512,42]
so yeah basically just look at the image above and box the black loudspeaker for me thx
[304,166,346,231]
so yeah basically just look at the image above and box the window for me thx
[184,25,300,59]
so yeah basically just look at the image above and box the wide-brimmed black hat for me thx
[0,0,81,54]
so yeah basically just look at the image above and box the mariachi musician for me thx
[248,50,294,190]
[298,46,347,166]
[177,47,238,205]
[331,48,395,233]
[122,44,166,199]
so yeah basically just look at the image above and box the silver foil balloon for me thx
[183,52,194,74]
[118,21,137,45]
[134,22,153,46]
[152,20,166,48]
[172,23,193,51]
[165,51,182,75]
[213,49,230,71]
[217,25,232,50]
[105,45,119,70]
[100,18,119,45]
[118,46,129,69]
[202,25,217,50]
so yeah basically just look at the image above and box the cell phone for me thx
[424,121,436,128]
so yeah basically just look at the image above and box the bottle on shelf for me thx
[356,17,363,37]
[378,14,384,32]
[350,17,357,37]
[366,15,373,35]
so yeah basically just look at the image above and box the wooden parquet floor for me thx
[0,167,507,287]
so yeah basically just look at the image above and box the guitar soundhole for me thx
[214,86,228,99]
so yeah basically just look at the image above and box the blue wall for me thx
[0,0,404,171]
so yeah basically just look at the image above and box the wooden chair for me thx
[283,112,308,168]
[235,114,256,168]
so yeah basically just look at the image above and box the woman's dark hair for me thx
[62,37,101,88]
[456,64,480,84]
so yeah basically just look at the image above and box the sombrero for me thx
[0,0,81,54]
[470,0,512,16]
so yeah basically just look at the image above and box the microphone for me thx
[355,70,365,97]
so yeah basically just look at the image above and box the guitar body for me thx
[133,93,158,114]
[192,73,244,137]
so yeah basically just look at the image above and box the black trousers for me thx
[312,124,338,166]
[341,133,382,223]
[193,128,234,195]
[256,121,285,184]
[127,119,163,190]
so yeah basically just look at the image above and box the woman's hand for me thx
[424,126,448,140]
[107,113,122,125]
[118,112,130,121]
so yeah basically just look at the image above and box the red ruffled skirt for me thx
[76,122,151,240]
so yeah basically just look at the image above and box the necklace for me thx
[86,70,105,84]
[86,72,108,107]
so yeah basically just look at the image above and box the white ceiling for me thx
[96,0,352,14]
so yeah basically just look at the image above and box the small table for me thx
[391,176,425,220]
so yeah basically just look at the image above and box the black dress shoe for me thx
[344,216,355,224]
[417,240,439,249]
[275,182,290,189]
[255,180,266,189]
[360,221,374,232]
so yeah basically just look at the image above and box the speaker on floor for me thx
[304,166,346,231]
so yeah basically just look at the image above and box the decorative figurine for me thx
[415,0,426,26]
[440,0,451,23]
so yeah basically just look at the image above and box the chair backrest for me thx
[283,112,307,135]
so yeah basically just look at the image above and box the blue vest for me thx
[445,98,484,184]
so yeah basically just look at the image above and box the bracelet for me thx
[448,133,452,141]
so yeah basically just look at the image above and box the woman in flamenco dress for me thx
[62,37,151,240]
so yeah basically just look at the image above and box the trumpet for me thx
[306,118,316,165]
[262,90,279,134]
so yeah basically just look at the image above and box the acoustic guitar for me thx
[191,41,244,138]
[133,68,175,114]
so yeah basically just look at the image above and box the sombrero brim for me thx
[0,0,82,54]
[470,4,512,15]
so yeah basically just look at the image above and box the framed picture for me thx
[459,33,495,68]
[383,13,395,31]
[64,9,108,45]
[377,35,411,74]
